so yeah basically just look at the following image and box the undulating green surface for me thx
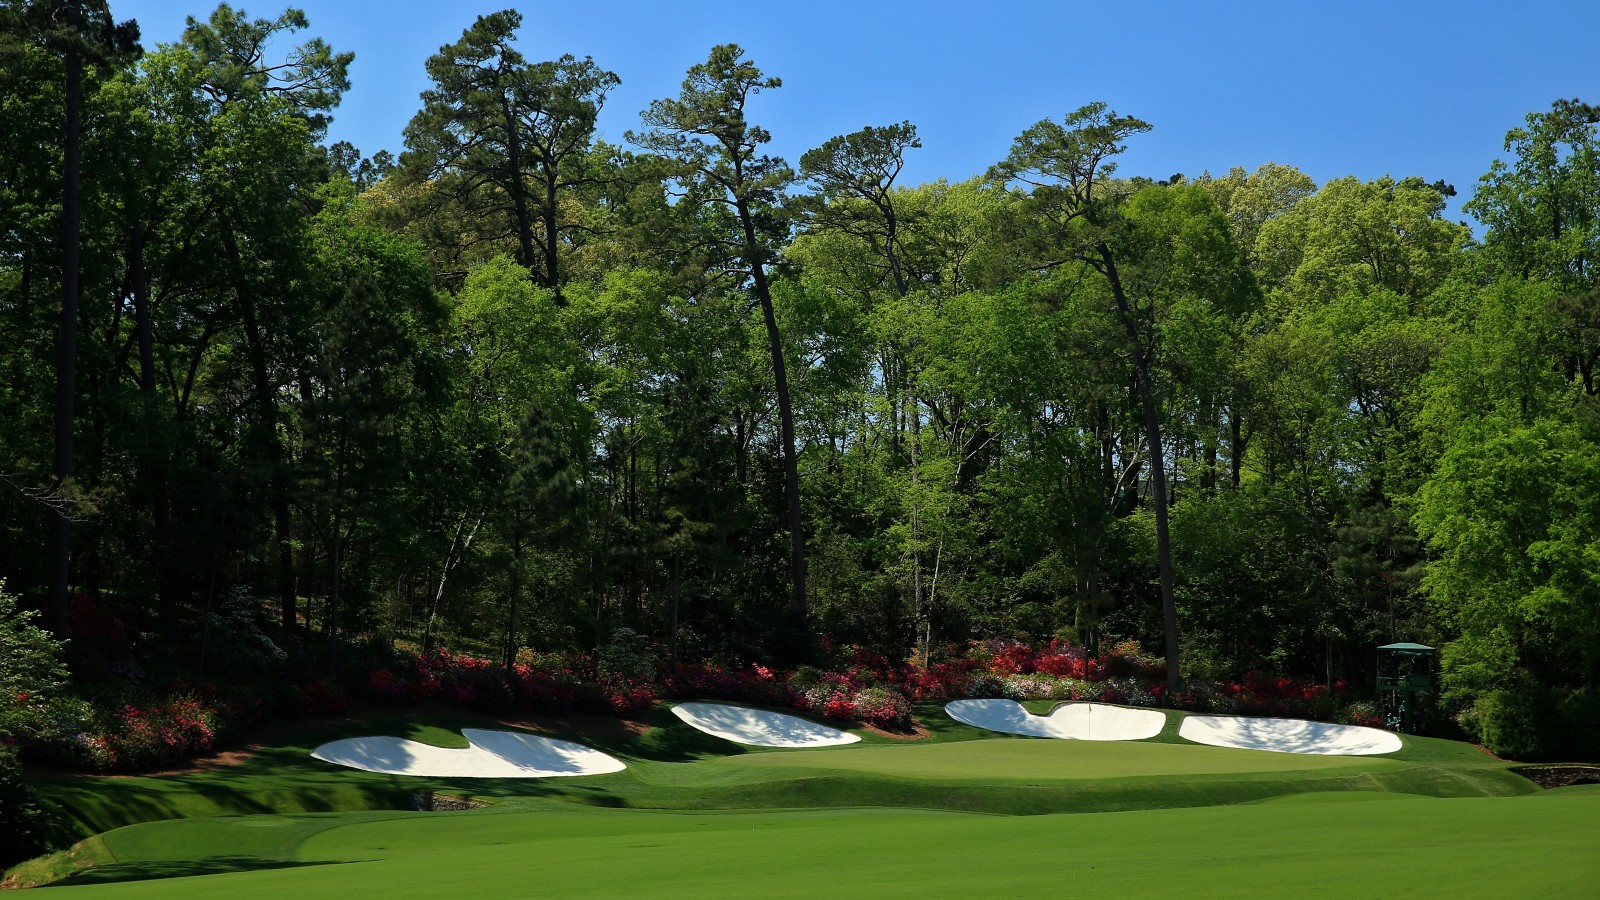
[712,736,1400,779]
[13,706,1572,895]
[34,793,1600,897]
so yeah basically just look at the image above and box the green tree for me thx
[3,1,138,633]
[400,9,617,292]
[989,106,1247,691]
[630,45,809,648]
[181,4,350,632]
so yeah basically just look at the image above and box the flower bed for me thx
[25,632,1380,773]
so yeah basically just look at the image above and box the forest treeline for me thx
[2,3,1597,756]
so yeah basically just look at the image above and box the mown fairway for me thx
[12,706,1593,897]
[31,792,1600,897]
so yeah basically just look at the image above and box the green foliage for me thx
[0,580,67,742]
[0,746,63,869]
[2,4,1597,767]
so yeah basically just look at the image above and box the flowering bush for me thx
[849,686,912,731]
[76,698,220,772]
[964,672,1005,698]
[1338,700,1385,728]
[301,679,348,716]
[601,678,658,717]
[1034,646,1089,679]
[902,660,977,700]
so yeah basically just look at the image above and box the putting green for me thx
[35,792,1600,897]
[710,737,1403,780]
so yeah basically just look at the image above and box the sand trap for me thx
[310,728,626,777]
[945,699,1166,741]
[1178,715,1402,756]
[671,702,861,748]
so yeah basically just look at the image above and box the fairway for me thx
[34,791,1600,898]
[711,736,1403,780]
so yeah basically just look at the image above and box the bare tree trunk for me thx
[739,202,807,635]
[48,39,83,637]
[669,551,681,670]
[424,509,483,655]
[503,525,521,671]
[129,217,181,635]
[498,87,538,275]
[910,391,925,660]
[222,229,298,632]
[1098,243,1181,695]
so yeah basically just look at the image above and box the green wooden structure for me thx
[1377,642,1435,733]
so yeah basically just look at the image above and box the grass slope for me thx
[11,702,1562,894]
[32,792,1600,897]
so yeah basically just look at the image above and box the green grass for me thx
[11,701,1582,896]
[30,793,1600,897]
[713,737,1401,779]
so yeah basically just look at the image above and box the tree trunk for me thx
[910,390,925,660]
[48,41,83,637]
[130,218,180,635]
[222,228,299,632]
[424,509,483,656]
[1098,242,1181,695]
[1229,407,1244,489]
[541,167,563,299]
[498,87,538,274]
[738,199,807,639]
[669,550,681,670]
[503,526,521,671]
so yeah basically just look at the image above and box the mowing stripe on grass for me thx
[33,793,1600,898]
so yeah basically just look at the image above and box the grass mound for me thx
[10,702,1585,895]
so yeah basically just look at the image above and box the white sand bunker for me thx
[1178,715,1402,756]
[671,702,861,748]
[945,699,1165,741]
[311,728,626,777]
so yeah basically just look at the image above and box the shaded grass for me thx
[0,836,115,890]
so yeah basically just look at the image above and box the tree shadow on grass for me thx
[55,857,362,887]
[571,709,747,763]
[38,776,414,837]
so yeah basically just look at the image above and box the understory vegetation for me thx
[2,1,1597,830]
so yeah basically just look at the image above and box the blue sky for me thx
[114,1,1600,225]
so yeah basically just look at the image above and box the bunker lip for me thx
[1178,715,1403,756]
[310,728,627,777]
[944,699,1166,740]
[670,702,861,747]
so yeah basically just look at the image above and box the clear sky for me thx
[113,0,1600,226]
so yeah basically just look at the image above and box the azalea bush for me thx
[0,580,68,744]
[40,696,221,772]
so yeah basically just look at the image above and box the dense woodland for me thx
[2,3,1598,757]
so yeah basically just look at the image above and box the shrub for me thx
[0,580,68,743]
[1338,700,1385,728]
[0,747,63,868]
[1464,683,1555,761]
[596,627,656,682]
[602,678,657,717]
[823,690,856,720]
[300,679,348,716]
[964,672,1004,698]
[851,686,912,731]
